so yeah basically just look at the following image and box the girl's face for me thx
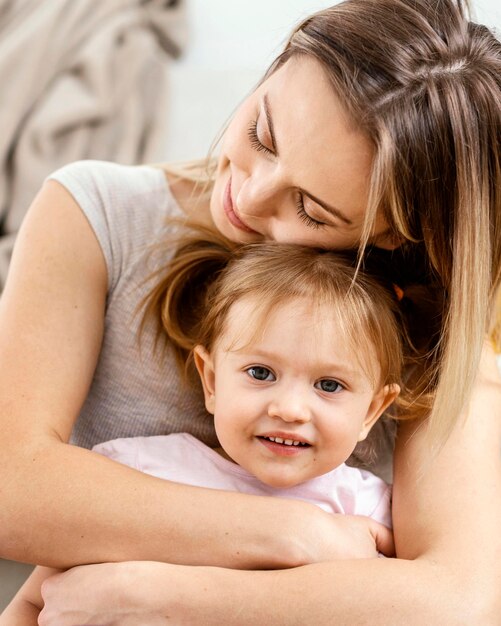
[210,56,393,250]
[195,298,398,489]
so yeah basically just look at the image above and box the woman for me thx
[1,0,500,623]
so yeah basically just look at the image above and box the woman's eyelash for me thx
[295,195,326,230]
[247,119,274,155]
[248,118,326,230]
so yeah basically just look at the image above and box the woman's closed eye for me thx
[247,119,274,156]
[295,194,327,230]
[245,365,276,382]
[247,118,328,230]
[314,379,344,393]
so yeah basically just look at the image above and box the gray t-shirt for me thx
[48,160,394,480]
[49,160,218,450]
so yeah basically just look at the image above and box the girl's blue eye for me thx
[315,379,343,393]
[246,366,275,382]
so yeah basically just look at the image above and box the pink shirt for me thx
[93,433,392,528]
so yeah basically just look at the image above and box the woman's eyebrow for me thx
[303,191,354,225]
[263,94,353,226]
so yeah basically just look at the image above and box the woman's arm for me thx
[0,181,390,571]
[38,346,501,625]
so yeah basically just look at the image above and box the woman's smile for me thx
[223,176,259,234]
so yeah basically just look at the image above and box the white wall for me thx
[164,0,501,161]
[475,0,501,29]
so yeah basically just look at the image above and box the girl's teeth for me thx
[265,436,306,447]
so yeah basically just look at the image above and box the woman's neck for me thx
[163,170,214,229]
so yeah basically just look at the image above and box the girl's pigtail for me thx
[140,220,236,377]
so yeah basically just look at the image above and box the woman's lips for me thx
[223,177,258,234]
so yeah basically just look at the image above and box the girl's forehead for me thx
[221,295,324,337]
[219,295,377,368]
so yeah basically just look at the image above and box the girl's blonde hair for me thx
[152,233,405,398]
[206,246,403,390]
[158,0,500,448]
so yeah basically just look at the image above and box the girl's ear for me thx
[357,383,400,442]
[193,345,216,414]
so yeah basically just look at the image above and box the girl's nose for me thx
[267,388,312,424]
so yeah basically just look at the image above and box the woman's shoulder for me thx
[46,160,180,292]
[47,159,177,216]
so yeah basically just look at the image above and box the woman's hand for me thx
[293,511,394,563]
[38,561,201,626]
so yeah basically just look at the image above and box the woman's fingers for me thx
[38,562,172,626]
[369,520,395,557]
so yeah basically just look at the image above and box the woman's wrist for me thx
[130,563,257,625]
[213,497,323,569]
[243,500,394,567]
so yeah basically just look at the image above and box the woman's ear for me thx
[357,383,400,442]
[373,230,405,251]
[193,345,216,414]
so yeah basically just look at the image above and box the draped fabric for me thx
[0,0,186,289]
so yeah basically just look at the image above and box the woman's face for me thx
[210,56,391,249]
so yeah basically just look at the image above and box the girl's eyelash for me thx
[247,119,274,155]
[315,379,344,393]
[245,365,275,382]
[296,195,326,230]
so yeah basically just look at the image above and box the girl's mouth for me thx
[257,435,311,456]
[260,435,310,447]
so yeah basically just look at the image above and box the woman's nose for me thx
[267,388,312,424]
[235,171,282,219]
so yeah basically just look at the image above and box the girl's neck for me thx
[213,446,236,463]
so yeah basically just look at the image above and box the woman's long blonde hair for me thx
[157,0,500,447]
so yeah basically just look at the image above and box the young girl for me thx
[4,243,402,621]
[0,0,499,623]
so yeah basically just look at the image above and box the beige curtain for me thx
[0,0,186,288]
